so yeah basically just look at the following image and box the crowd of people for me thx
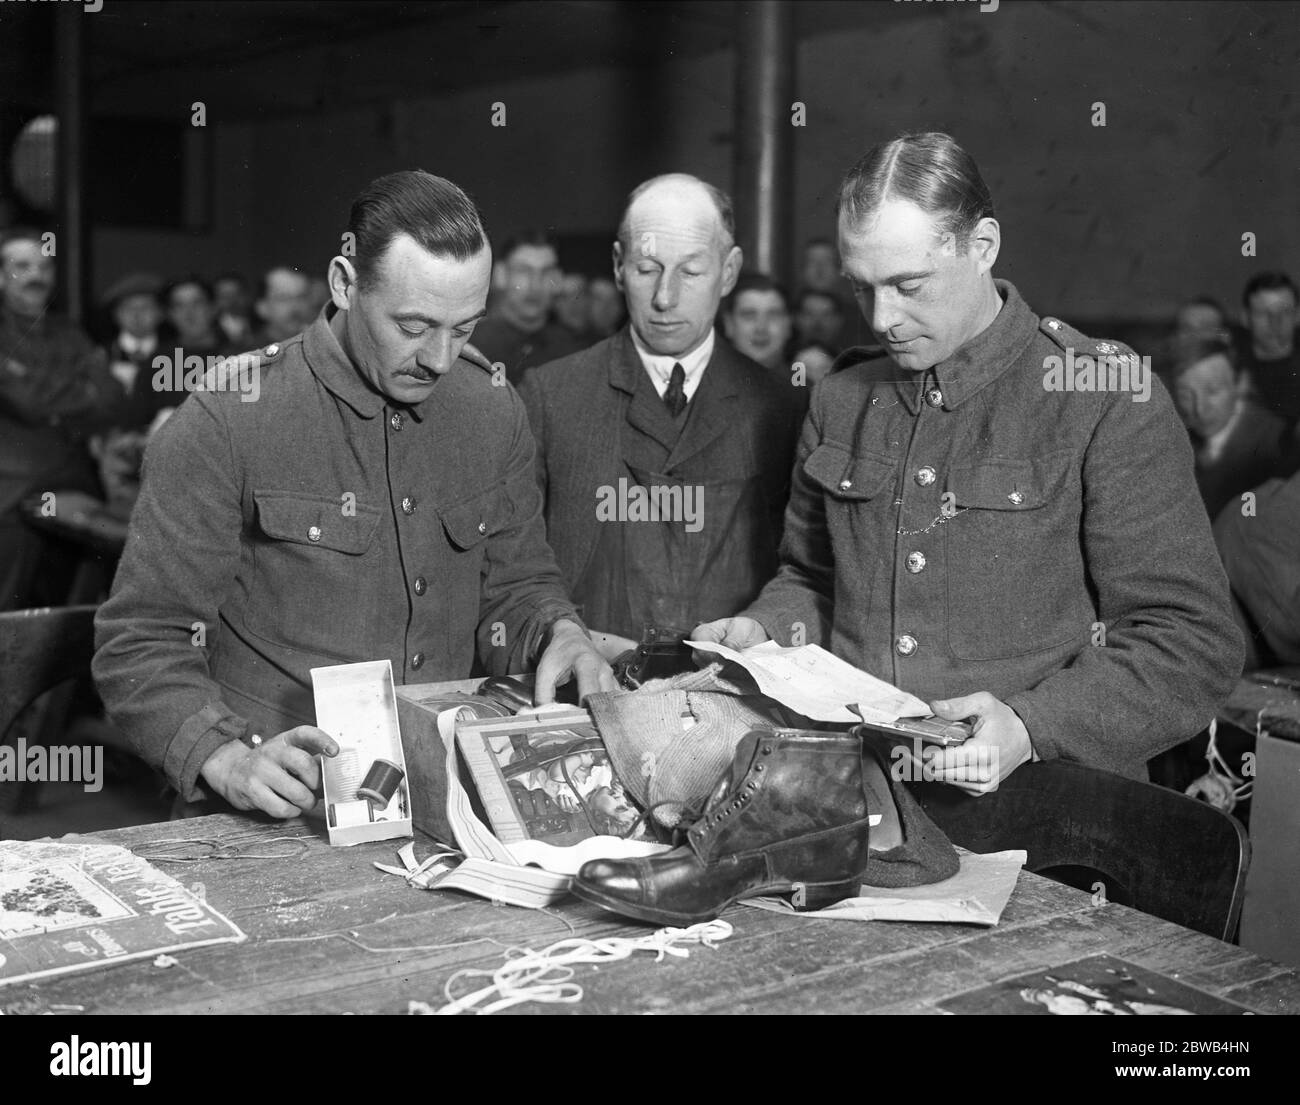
[2,136,1298,828]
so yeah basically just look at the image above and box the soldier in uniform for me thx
[94,170,616,820]
[694,132,1243,793]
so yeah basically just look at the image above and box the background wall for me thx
[55,0,1299,326]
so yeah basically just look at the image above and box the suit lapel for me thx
[664,340,745,470]
[626,374,686,454]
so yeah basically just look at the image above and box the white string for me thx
[1186,717,1252,809]
[408,919,735,1015]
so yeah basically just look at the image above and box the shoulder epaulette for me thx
[1039,316,1134,358]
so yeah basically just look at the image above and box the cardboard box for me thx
[310,660,413,847]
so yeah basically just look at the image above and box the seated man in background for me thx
[1214,470,1300,669]
[102,272,166,432]
[719,273,793,375]
[794,287,848,353]
[214,272,255,348]
[471,230,581,385]
[519,174,801,645]
[0,227,123,610]
[799,237,841,295]
[1170,333,1300,520]
[98,272,173,518]
[1172,295,1229,342]
[253,266,312,347]
[1236,271,1300,427]
[587,274,627,339]
[553,272,594,345]
[695,132,1243,793]
[94,170,615,820]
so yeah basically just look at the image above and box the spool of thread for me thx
[356,758,405,811]
[323,746,361,800]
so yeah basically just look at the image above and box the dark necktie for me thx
[663,362,687,418]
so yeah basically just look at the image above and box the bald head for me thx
[612,174,743,358]
[616,174,735,258]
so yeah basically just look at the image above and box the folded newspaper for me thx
[0,839,245,987]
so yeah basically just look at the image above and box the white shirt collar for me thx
[630,326,715,401]
[1202,398,1244,464]
[118,332,157,358]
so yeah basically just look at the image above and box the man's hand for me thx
[689,616,770,666]
[534,618,619,704]
[199,725,339,818]
[914,692,1033,795]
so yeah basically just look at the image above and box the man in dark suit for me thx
[1169,333,1300,520]
[518,174,802,642]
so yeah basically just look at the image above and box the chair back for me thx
[912,760,1250,941]
[0,605,99,741]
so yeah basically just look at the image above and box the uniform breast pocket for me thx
[800,443,898,612]
[438,482,515,629]
[245,490,384,659]
[942,454,1090,660]
[800,439,894,512]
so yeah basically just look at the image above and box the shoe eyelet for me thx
[756,764,765,772]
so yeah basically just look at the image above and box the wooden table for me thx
[3,812,1298,1015]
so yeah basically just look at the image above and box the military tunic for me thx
[744,280,1243,779]
[94,308,581,801]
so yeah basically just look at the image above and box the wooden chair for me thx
[0,605,99,816]
[911,760,1251,942]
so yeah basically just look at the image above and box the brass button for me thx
[307,526,321,542]
[477,520,487,535]
[401,496,416,515]
[838,479,852,492]
[410,652,425,669]
[905,551,926,574]
[915,466,936,487]
[390,412,403,431]
[926,388,943,407]
[413,576,427,596]
[895,634,918,657]
[1008,490,1025,505]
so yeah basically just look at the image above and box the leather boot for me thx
[573,728,872,925]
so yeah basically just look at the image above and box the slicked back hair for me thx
[616,174,735,257]
[837,132,995,251]
[348,170,487,287]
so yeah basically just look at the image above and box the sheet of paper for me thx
[686,640,930,724]
[742,850,1027,926]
